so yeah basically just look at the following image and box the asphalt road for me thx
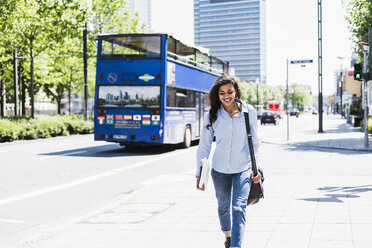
[0,113,371,246]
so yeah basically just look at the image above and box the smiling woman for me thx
[196,75,261,248]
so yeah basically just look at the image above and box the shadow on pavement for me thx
[298,184,372,203]
[38,143,188,158]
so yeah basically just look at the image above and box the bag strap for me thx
[244,111,258,176]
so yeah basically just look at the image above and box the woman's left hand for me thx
[251,172,261,184]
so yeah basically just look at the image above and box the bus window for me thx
[166,87,176,106]
[98,85,160,108]
[167,87,196,108]
[100,35,161,59]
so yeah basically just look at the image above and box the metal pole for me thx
[0,74,4,117]
[83,23,88,121]
[363,79,369,147]
[286,59,289,141]
[14,49,18,116]
[340,75,343,116]
[317,0,323,132]
[362,29,370,148]
[30,48,35,118]
[256,79,259,107]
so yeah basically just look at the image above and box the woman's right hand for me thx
[196,176,205,191]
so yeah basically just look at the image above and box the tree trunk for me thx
[68,86,71,115]
[57,99,61,115]
[0,77,5,117]
[30,44,35,118]
[21,75,26,115]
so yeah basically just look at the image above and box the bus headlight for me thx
[159,129,163,137]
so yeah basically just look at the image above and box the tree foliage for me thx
[238,79,310,109]
[0,0,143,116]
[343,0,372,59]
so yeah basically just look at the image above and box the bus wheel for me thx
[181,126,191,148]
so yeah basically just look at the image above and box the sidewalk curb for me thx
[261,140,372,152]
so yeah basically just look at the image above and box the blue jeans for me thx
[211,169,252,248]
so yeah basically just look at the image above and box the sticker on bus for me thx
[139,74,155,82]
[142,115,151,125]
[98,116,105,124]
[115,115,123,120]
[106,115,114,124]
[152,115,160,121]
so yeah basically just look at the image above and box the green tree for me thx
[343,0,372,59]
[289,84,311,107]
[40,0,144,115]
[237,78,286,108]
[0,0,86,117]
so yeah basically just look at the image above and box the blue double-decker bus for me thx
[94,33,229,148]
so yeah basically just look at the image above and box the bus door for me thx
[195,92,205,137]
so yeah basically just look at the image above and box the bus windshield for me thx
[100,35,161,59]
[98,85,161,108]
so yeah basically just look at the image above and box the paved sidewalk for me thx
[261,114,372,152]
[9,113,372,248]
[12,173,372,248]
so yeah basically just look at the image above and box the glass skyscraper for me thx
[129,0,152,31]
[194,0,266,83]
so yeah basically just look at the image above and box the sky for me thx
[151,0,354,96]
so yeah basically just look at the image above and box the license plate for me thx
[113,135,128,139]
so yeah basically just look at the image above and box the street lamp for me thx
[336,56,346,115]
[317,0,323,133]
[255,78,259,109]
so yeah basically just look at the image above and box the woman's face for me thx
[218,83,236,108]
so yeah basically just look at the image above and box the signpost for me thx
[290,60,314,64]
[286,59,313,140]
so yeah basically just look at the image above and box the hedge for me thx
[0,115,93,143]
[360,116,372,134]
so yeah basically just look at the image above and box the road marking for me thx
[0,150,9,153]
[0,218,25,224]
[38,150,87,160]
[0,148,194,206]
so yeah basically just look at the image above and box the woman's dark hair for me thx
[206,75,241,129]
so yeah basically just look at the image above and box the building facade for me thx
[194,0,266,83]
[129,0,151,31]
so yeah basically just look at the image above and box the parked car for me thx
[260,111,279,125]
[312,110,318,115]
[257,111,263,120]
[290,109,299,117]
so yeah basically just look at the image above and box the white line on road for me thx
[0,148,194,206]
[0,218,25,224]
[38,150,87,160]
[0,150,9,153]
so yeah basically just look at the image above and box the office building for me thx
[129,0,152,31]
[194,0,266,83]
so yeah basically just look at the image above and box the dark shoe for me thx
[224,237,231,248]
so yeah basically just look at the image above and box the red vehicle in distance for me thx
[267,101,284,119]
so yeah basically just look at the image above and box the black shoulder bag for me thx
[244,111,264,205]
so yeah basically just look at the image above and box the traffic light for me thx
[354,63,363,81]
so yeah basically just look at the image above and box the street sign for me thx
[290,59,313,64]
[362,42,369,52]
